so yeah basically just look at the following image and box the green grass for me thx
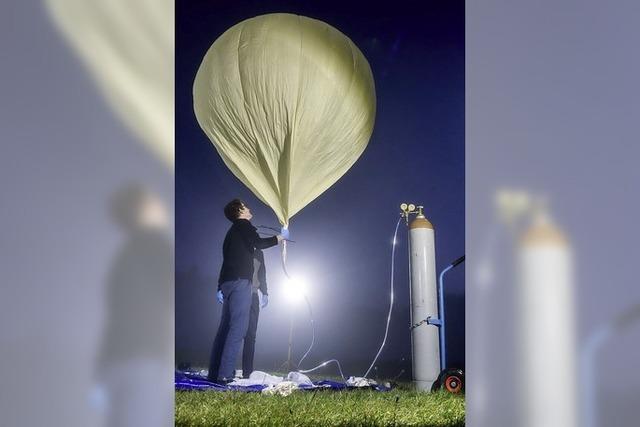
[175,387,465,426]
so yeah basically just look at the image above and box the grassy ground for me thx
[175,387,465,426]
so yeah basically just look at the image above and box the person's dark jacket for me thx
[218,219,277,288]
[98,229,174,373]
[253,249,268,295]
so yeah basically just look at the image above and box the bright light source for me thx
[282,276,309,305]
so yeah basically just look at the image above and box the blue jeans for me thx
[208,279,252,381]
[242,292,260,377]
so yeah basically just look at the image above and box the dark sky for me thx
[176,0,464,379]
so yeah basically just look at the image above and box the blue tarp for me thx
[175,371,390,392]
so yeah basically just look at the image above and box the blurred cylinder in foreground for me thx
[409,211,440,391]
[518,212,577,427]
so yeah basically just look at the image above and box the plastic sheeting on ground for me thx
[175,371,391,393]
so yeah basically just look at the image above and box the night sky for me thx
[176,0,464,379]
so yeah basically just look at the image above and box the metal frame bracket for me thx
[426,316,442,326]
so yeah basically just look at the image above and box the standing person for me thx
[207,199,287,383]
[99,184,174,427]
[242,249,269,378]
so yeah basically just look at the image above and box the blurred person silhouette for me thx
[242,248,270,378]
[96,184,173,427]
[208,199,284,383]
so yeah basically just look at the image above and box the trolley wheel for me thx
[432,368,464,394]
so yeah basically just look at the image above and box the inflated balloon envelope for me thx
[194,13,376,226]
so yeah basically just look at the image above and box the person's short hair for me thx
[224,199,245,222]
[110,183,148,231]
